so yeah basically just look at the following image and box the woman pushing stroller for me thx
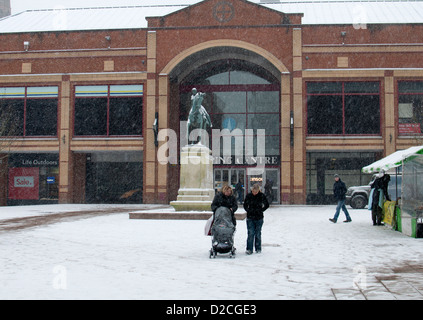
[209,185,238,258]
[211,185,238,226]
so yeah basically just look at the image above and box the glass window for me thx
[248,91,279,113]
[213,92,246,113]
[74,85,143,137]
[26,99,58,136]
[230,71,270,85]
[74,98,108,136]
[398,82,423,136]
[181,62,280,160]
[214,114,246,133]
[205,70,271,86]
[344,82,379,93]
[306,152,377,205]
[206,72,229,85]
[248,114,278,135]
[0,99,24,136]
[307,95,343,135]
[75,85,108,97]
[0,87,58,137]
[27,86,59,98]
[109,97,142,136]
[345,95,380,135]
[307,82,342,94]
[307,82,380,135]
[398,81,423,93]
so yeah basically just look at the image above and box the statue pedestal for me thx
[170,144,214,211]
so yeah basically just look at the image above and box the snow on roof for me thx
[362,145,423,173]
[263,1,423,25]
[0,5,188,33]
[0,1,423,34]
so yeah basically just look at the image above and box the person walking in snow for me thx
[211,185,238,226]
[329,174,352,223]
[243,184,269,254]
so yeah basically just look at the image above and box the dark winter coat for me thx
[243,191,269,220]
[333,179,348,201]
[211,192,238,225]
[371,174,391,204]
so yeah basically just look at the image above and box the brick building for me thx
[0,0,423,206]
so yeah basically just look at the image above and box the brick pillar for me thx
[144,31,158,203]
[58,77,72,204]
[292,27,306,204]
[384,71,396,156]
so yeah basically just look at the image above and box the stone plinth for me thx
[170,144,214,211]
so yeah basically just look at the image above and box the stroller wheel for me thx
[230,247,236,258]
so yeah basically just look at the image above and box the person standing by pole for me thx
[243,184,269,254]
[329,174,352,223]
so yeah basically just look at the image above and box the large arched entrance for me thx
[168,45,283,203]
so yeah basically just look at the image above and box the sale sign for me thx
[8,168,39,200]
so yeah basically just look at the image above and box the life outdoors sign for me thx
[8,154,59,167]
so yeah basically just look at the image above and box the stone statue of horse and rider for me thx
[187,88,212,144]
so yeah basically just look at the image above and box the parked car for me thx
[346,174,402,209]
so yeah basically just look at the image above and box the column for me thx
[157,74,169,203]
[292,27,306,204]
[280,74,291,204]
[144,31,158,203]
[384,71,396,156]
[58,77,72,203]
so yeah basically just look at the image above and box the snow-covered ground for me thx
[1,204,423,300]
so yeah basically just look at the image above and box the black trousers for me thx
[372,204,383,225]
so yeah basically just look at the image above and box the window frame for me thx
[180,83,280,158]
[0,86,59,137]
[306,81,381,136]
[73,84,144,138]
[397,80,423,137]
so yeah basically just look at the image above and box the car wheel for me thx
[351,195,367,209]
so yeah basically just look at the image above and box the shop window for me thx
[0,87,58,137]
[306,152,377,204]
[211,89,280,159]
[74,85,143,137]
[398,81,423,136]
[7,154,59,205]
[180,60,280,162]
[306,82,380,136]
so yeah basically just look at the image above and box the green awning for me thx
[362,146,423,174]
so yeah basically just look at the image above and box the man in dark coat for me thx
[329,174,352,223]
[243,184,269,254]
[370,169,391,225]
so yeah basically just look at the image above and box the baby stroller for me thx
[209,207,236,258]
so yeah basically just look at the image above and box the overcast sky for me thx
[10,0,202,14]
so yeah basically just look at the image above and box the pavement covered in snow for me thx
[1,204,423,300]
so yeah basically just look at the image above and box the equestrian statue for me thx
[187,88,212,144]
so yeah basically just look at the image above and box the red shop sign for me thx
[399,123,421,134]
[8,167,39,200]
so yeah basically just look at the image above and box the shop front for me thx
[176,54,282,203]
[306,151,378,205]
[7,153,59,206]
[82,152,143,204]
